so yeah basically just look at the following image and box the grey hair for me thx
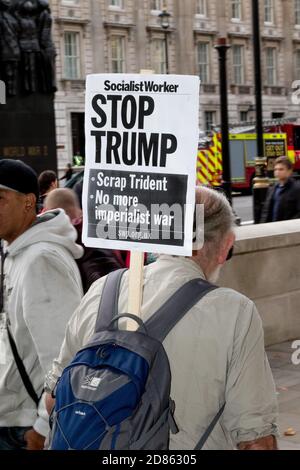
[195,186,235,250]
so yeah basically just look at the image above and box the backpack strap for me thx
[94,268,128,333]
[194,403,225,450]
[145,277,225,449]
[7,326,40,406]
[145,278,217,343]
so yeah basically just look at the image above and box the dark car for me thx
[64,170,84,189]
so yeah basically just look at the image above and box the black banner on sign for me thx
[87,169,187,246]
[264,139,286,159]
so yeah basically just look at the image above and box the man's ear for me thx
[25,193,36,211]
[217,232,235,265]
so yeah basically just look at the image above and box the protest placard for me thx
[82,74,199,256]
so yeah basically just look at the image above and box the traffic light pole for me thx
[252,0,269,223]
[215,38,232,206]
[252,0,264,158]
[164,31,169,75]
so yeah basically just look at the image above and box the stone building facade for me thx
[50,0,300,170]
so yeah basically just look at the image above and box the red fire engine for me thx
[197,119,299,192]
[263,121,300,173]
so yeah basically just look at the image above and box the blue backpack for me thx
[49,269,224,450]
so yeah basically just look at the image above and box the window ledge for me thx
[56,18,90,25]
[108,6,125,13]
[60,79,85,90]
[201,83,217,93]
[61,78,84,82]
[230,85,252,94]
[103,21,134,29]
[263,86,286,96]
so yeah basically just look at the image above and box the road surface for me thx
[232,195,253,224]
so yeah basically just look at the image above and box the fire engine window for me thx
[245,140,257,162]
[230,141,245,180]
[294,127,300,151]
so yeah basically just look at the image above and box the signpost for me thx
[82,74,199,328]
[264,135,287,172]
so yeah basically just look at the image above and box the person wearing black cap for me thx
[0,159,83,450]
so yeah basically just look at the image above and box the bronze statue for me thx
[0,0,20,96]
[36,0,56,92]
[0,0,56,96]
[15,0,40,93]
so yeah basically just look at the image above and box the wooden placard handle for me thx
[126,251,144,331]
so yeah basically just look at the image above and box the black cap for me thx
[0,159,39,200]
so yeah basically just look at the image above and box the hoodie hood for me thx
[6,209,84,259]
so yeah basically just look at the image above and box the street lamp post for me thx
[252,0,269,224]
[215,37,232,205]
[159,8,171,74]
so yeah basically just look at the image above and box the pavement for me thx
[232,195,253,223]
[267,341,300,450]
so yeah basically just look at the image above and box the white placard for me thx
[82,74,199,256]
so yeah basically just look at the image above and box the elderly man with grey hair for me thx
[45,186,278,450]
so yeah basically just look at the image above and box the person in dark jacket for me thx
[260,156,300,223]
[44,188,126,293]
[59,163,73,183]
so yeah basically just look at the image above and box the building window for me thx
[111,36,125,73]
[232,45,244,85]
[62,0,78,4]
[151,38,166,74]
[295,50,300,79]
[272,112,284,119]
[150,0,163,11]
[71,113,85,161]
[264,0,274,23]
[295,0,300,25]
[204,111,216,132]
[266,47,277,85]
[109,0,124,8]
[240,111,248,122]
[197,42,209,83]
[196,0,207,16]
[231,0,241,20]
[64,31,80,79]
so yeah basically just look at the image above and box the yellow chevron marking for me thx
[287,150,295,164]
[199,164,213,181]
[199,153,216,173]
[197,172,207,184]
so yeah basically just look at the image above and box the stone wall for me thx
[219,220,300,346]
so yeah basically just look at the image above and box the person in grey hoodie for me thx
[0,159,83,450]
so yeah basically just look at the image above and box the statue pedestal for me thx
[0,92,57,175]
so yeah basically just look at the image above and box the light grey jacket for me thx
[0,210,83,436]
[46,255,278,449]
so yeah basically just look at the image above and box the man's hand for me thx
[238,435,278,450]
[24,428,45,450]
[45,392,55,415]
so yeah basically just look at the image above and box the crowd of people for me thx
[1,154,298,450]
